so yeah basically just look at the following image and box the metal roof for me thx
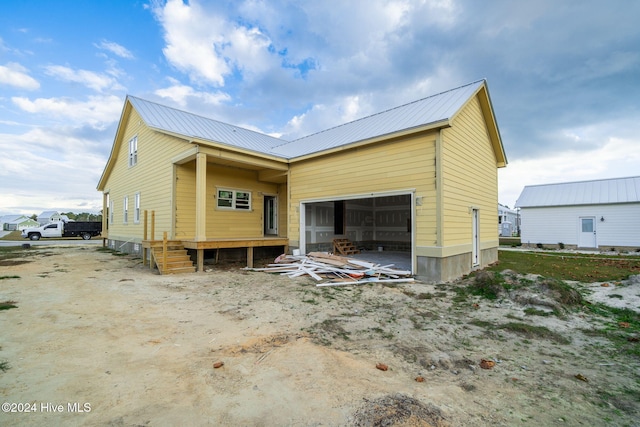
[127,80,486,160]
[270,79,485,158]
[128,96,285,156]
[516,176,640,207]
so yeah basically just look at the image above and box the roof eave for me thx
[97,96,131,191]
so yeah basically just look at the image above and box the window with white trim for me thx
[123,196,129,224]
[134,192,141,223]
[109,199,114,225]
[217,188,251,210]
[128,136,138,167]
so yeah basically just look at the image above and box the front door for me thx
[264,196,277,235]
[578,216,597,248]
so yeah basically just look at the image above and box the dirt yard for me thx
[0,246,638,426]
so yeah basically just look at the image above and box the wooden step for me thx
[152,245,195,274]
[333,238,360,255]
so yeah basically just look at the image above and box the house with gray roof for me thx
[516,176,640,250]
[98,79,507,281]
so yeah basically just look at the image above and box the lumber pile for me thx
[244,251,414,287]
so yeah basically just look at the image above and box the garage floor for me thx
[349,250,412,273]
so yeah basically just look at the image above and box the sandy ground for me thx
[0,246,639,426]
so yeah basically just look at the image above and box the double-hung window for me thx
[134,192,141,223]
[217,188,251,210]
[123,196,129,224]
[128,136,138,167]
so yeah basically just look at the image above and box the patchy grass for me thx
[469,271,505,300]
[488,250,640,281]
[468,319,570,344]
[96,247,128,256]
[0,275,20,280]
[0,230,23,240]
[0,361,10,372]
[0,301,18,311]
[501,322,571,344]
[581,304,640,358]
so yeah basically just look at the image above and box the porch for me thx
[142,236,288,273]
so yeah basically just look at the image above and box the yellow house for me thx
[97,79,507,282]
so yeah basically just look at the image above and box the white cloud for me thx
[154,80,230,107]
[0,128,107,214]
[153,0,232,86]
[0,62,40,90]
[44,65,124,92]
[280,95,376,139]
[95,40,134,59]
[11,95,123,129]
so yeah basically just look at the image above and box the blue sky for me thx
[1,0,639,217]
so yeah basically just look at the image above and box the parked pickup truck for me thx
[21,221,102,241]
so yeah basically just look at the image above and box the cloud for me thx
[154,79,230,107]
[11,95,124,129]
[0,62,40,90]
[43,65,124,92]
[152,0,232,86]
[94,40,135,59]
[499,135,640,207]
[0,127,108,214]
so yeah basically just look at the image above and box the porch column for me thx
[195,152,207,271]
[102,192,108,248]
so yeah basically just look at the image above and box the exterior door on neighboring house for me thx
[578,216,597,248]
[472,209,480,266]
[264,195,277,235]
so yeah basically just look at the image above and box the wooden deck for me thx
[142,237,289,272]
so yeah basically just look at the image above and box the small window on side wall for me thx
[128,136,138,167]
[217,188,251,210]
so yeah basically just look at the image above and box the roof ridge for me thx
[272,79,485,148]
[523,175,640,188]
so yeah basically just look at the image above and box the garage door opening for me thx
[299,192,414,273]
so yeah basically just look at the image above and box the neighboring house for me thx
[1,215,20,231]
[97,79,507,282]
[498,203,519,236]
[8,216,40,231]
[37,211,61,225]
[516,176,640,250]
[1,215,36,231]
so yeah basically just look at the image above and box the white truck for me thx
[21,221,102,241]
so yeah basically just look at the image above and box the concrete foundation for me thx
[416,247,498,283]
[106,239,143,256]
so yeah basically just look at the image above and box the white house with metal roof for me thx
[98,79,507,282]
[516,176,640,250]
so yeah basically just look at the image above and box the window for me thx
[134,192,141,223]
[128,136,138,167]
[217,188,251,210]
[109,199,114,225]
[123,196,129,224]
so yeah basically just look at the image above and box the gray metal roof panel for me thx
[270,80,484,158]
[128,96,286,156]
[126,80,484,160]
[516,176,640,207]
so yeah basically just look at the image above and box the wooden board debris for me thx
[244,252,413,286]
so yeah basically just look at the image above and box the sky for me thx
[1,0,639,217]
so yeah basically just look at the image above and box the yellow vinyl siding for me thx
[288,133,437,246]
[440,95,498,247]
[102,109,189,241]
